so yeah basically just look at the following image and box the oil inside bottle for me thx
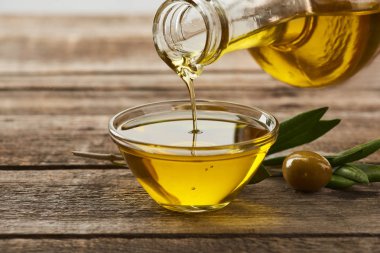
[245,13,380,87]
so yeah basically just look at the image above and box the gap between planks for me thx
[0,237,379,253]
[0,69,263,77]
[0,233,378,240]
[0,164,122,171]
[0,164,379,171]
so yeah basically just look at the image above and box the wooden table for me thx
[0,15,379,252]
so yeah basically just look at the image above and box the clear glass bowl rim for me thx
[109,99,279,151]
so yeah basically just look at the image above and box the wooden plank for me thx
[0,15,257,74]
[1,56,379,90]
[0,60,379,115]
[0,67,379,165]
[1,84,378,115]
[0,113,379,166]
[0,237,379,253]
[0,16,153,38]
[0,169,379,235]
[1,15,379,75]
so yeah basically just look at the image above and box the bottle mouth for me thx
[153,0,226,69]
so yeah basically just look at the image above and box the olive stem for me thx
[72,151,126,166]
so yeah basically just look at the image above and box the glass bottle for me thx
[153,0,380,87]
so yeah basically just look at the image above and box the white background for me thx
[0,0,165,15]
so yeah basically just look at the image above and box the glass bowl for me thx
[109,100,278,213]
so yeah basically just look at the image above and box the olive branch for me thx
[74,107,380,189]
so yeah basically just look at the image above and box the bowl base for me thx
[159,202,230,213]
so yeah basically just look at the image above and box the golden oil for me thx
[116,110,272,212]
[230,12,380,87]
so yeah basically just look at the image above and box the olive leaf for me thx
[327,163,380,189]
[330,139,380,166]
[275,107,328,138]
[268,107,339,154]
[334,164,369,184]
[263,155,287,166]
[347,163,380,182]
[268,119,340,155]
[249,164,271,184]
[326,174,356,189]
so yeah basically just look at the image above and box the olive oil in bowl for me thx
[109,100,278,212]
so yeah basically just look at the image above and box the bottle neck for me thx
[153,0,228,73]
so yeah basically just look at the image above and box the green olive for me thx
[282,151,332,192]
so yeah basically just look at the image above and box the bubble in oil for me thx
[188,129,203,134]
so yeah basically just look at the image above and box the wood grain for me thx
[1,69,379,115]
[0,67,379,165]
[0,15,379,252]
[0,15,258,74]
[0,15,378,76]
[0,237,379,253]
[0,55,378,115]
[0,169,379,235]
[0,113,379,166]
